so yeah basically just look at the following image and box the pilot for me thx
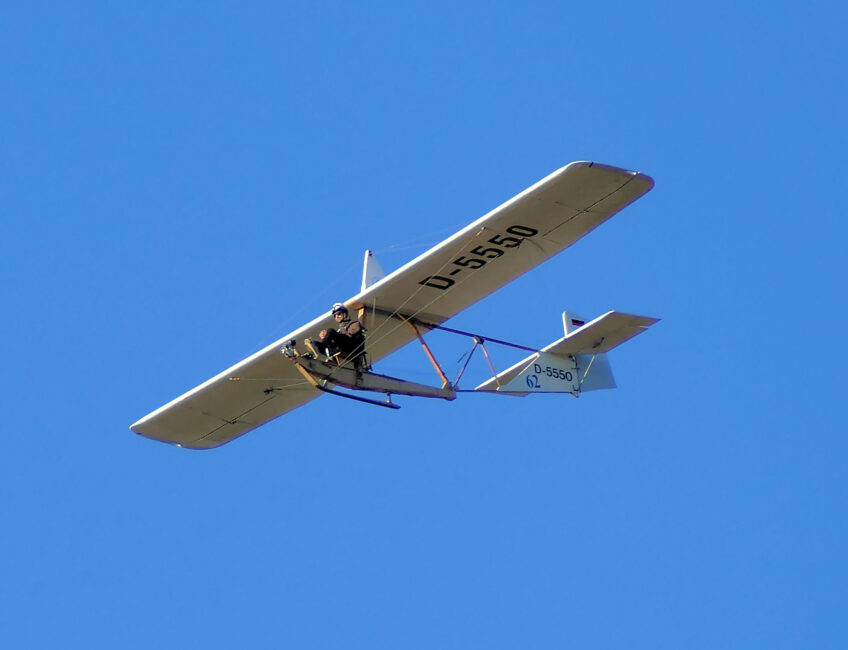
[309,303,367,368]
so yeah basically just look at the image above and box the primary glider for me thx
[131,161,658,449]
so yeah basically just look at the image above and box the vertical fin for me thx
[563,311,587,335]
[361,250,386,291]
[562,311,615,391]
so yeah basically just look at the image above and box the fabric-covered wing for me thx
[130,161,653,448]
[547,311,660,355]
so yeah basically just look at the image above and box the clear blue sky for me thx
[2,1,846,648]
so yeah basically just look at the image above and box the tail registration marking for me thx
[500,352,581,394]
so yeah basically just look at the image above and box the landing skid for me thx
[313,384,401,409]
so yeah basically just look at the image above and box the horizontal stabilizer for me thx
[549,311,658,355]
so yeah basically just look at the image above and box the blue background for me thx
[2,1,845,647]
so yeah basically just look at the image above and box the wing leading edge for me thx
[130,161,654,448]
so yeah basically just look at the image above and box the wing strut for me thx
[398,315,452,389]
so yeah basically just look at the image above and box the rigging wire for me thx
[320,227,490,380]
[245,257,362,354]
[248,221,467,358]
[369,221,470,255]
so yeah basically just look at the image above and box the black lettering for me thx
[419,275,455,290]
[507,225,538,237]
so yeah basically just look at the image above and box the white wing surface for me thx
[130,161,654,448]
[547,311,660,356]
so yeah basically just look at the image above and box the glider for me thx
[131,161,658,449]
